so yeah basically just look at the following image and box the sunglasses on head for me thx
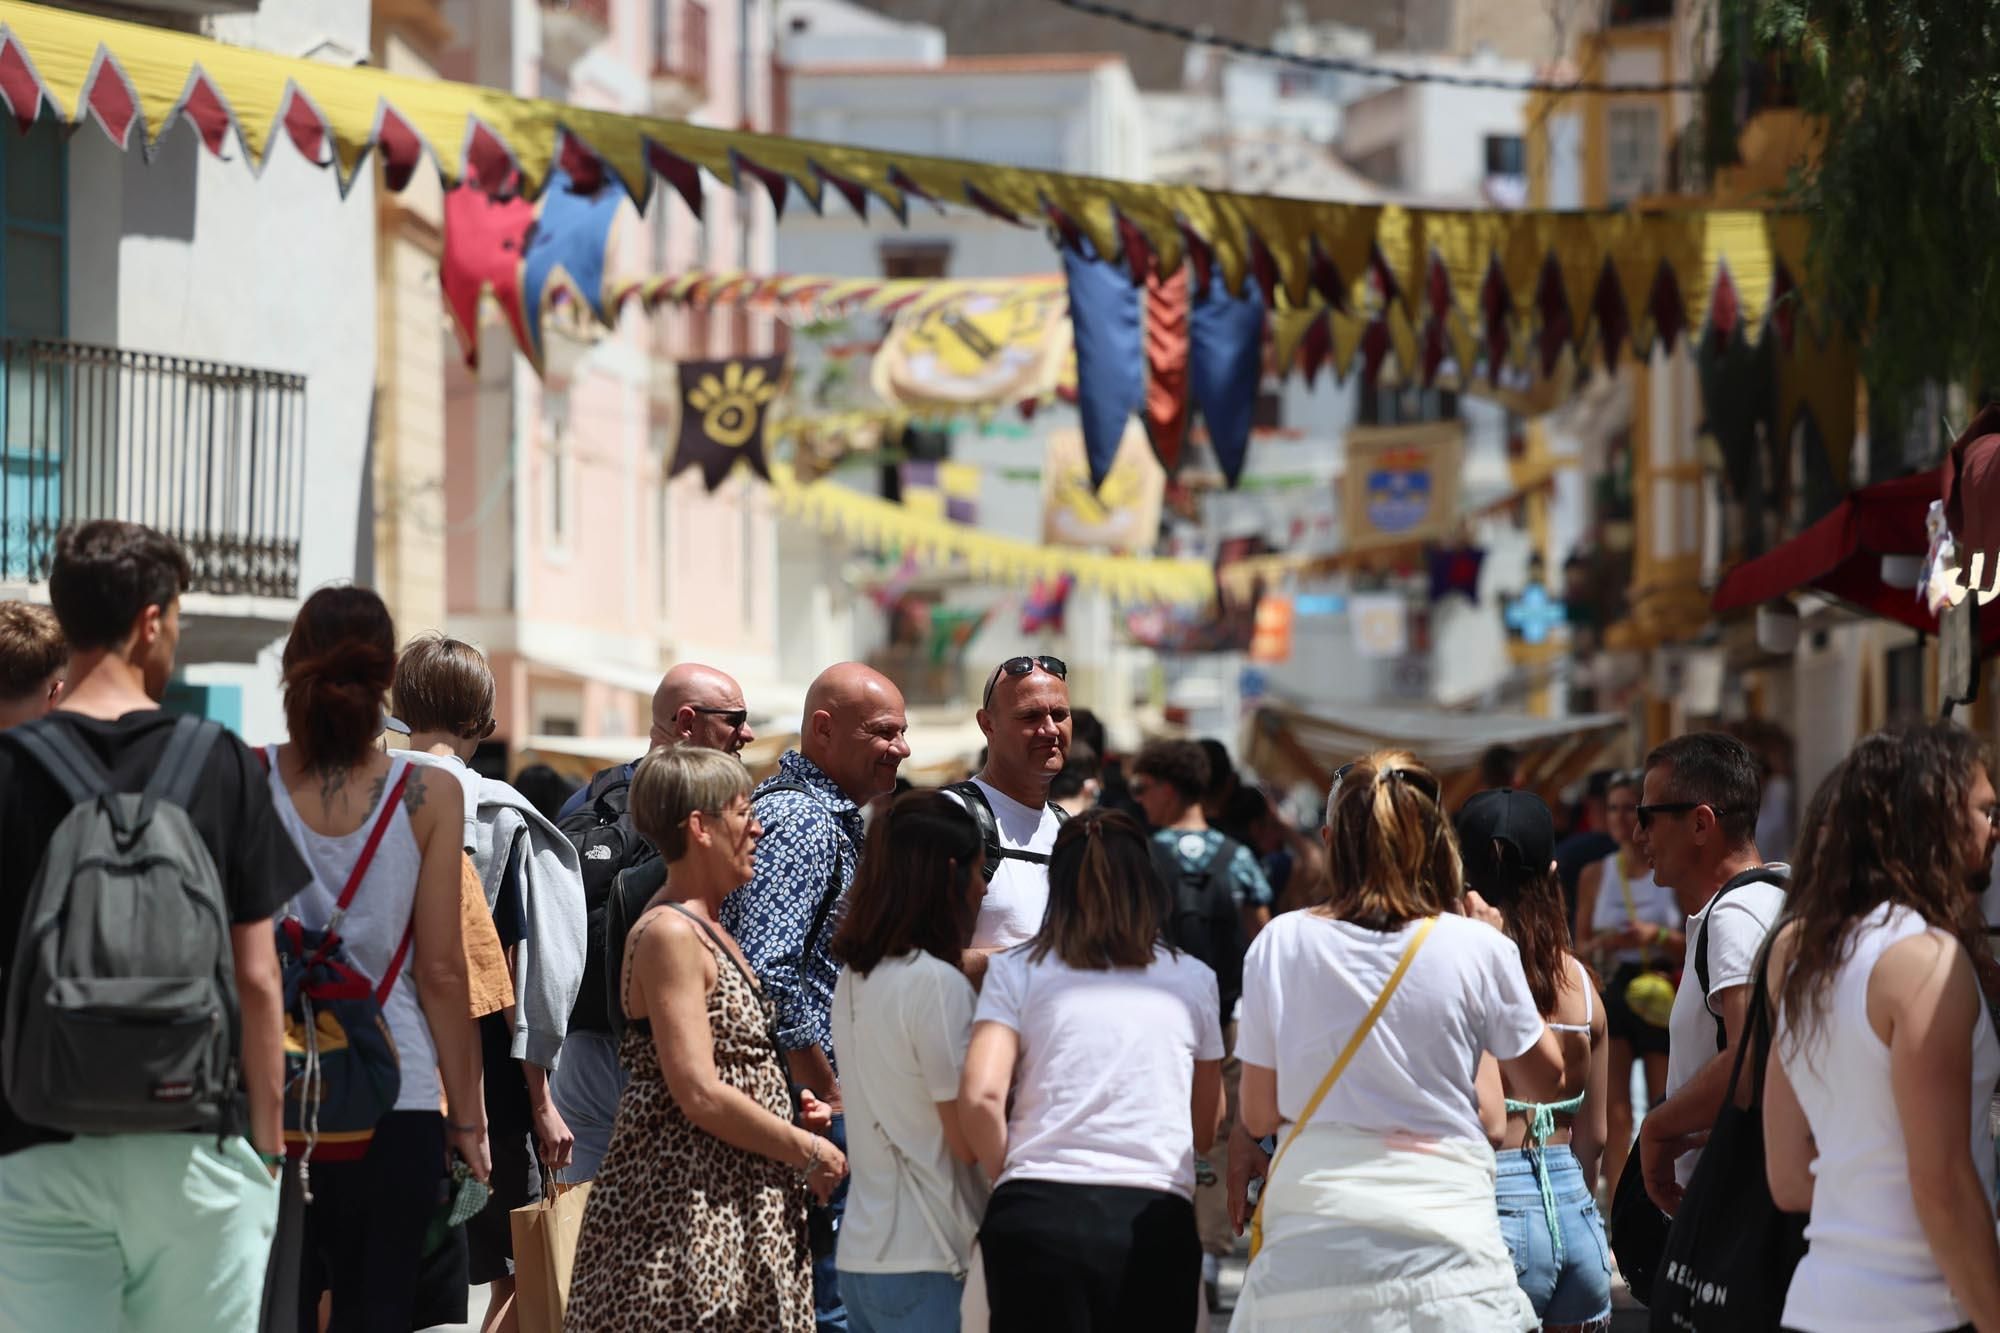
[692,706,750,728]
[1331,760,1440,804]
[983,655,1068,709]
[1636,801,1726,829]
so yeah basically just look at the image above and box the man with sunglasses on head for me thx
[549,662,755,1185]
[945,655,1074,987]
[1629,732,1786,1219]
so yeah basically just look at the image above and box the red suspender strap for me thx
[334,767,411,915]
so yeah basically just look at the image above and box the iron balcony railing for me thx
[0,338,306,598]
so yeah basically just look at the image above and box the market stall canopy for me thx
[0,0,1812,370]
[1711,468,2000,651]
[1244,702,1629,813]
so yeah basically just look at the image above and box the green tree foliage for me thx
[1713,0,2000,426]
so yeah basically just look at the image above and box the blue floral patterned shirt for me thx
[720,750,863,1064]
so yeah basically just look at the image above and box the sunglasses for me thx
[1635,801,1727,829]
[983,655,1068,709]
[1331,761,1440,803]
[692,706,750,728]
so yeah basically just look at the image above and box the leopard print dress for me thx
[564,921,813,1332]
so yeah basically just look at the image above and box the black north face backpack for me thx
[557,765,661,1037]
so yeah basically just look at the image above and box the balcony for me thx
[0,339,306,605]
[651,0,710,115]
[540,0,611,69]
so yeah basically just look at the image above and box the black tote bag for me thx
[1648,953,1807,1331]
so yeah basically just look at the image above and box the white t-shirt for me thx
[948,778,1063,950]
[1664,873,1787,1186]
[830,952,989,1275]
[974,943,1224,1198]
[1235,912,1546,1147]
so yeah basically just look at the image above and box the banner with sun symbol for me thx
[672,356,789,492]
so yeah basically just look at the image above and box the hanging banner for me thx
[870,285,1071,412]
[770,467,1214,607]
[1341,422,1465,552]
[0,0,1815,383]
[670,356,787,492]
[1041,423,1167,555]
[1350,592,1410,660]
[900,460,980,526]
[1250,595,1296,664]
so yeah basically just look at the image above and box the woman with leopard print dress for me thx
[566,747,845,1332]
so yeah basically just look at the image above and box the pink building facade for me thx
[434,0,796,771]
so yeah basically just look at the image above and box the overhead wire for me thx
[1044,0,1703,94]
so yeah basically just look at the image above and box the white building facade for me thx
[0,0,377,743]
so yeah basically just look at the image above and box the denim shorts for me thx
[1496,1144,1612,1325]
[839,1269,964,1333]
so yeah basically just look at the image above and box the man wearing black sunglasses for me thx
[946,656,1072,985]
[1629,732,1787,1220]
[549,661,754,1186]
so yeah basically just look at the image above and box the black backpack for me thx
[1153,832,1247,1022]
[943,781,1071,881]
[557,764,660,1037]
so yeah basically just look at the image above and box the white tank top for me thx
[266,750,440,1114]
[1777,902,2000,1332]
[1589,850,1677,966]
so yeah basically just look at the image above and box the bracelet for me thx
[448,1122,482,1135]
[798,1134,822,1179]
[259,1151,286,1168]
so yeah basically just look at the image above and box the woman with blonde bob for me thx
[567,745,844,1333]
[1227,751,1564,1332]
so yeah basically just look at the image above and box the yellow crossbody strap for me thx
[1248,915,1438,1260]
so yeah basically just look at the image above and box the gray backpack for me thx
[2,715,241,1136]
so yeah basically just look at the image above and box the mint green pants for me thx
[0,1133,279,1333]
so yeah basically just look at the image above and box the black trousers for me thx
[296,1111,447,1333]
[980,1179,1200,1333]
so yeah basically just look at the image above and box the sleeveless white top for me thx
[266,750,440,1114]
[1777,902,2000,1333]
[1588,850,1678,966]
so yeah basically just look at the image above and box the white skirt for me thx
[1231,1123,1536,1332]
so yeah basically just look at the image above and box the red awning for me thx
[1712,469,1946,633]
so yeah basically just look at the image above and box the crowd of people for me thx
[0,517,1998,1333]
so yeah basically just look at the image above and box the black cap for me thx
[1457,788,1555,886]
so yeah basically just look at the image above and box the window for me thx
[1608,0,1674,23]
[1606,104,1662,205]
[879,241,951,280]
[1484,135,1526,178]
[3,113,64,340]
[1357,382,1459,427]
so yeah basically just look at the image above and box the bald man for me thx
[721,663,909,1330]
[549,662,752,1182]
[554,663,753,822]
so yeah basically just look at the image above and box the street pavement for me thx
[436,1226,1653,1330]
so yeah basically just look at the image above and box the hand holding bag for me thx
[510,1173,593,1333]
[1248,916,1436,1259]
